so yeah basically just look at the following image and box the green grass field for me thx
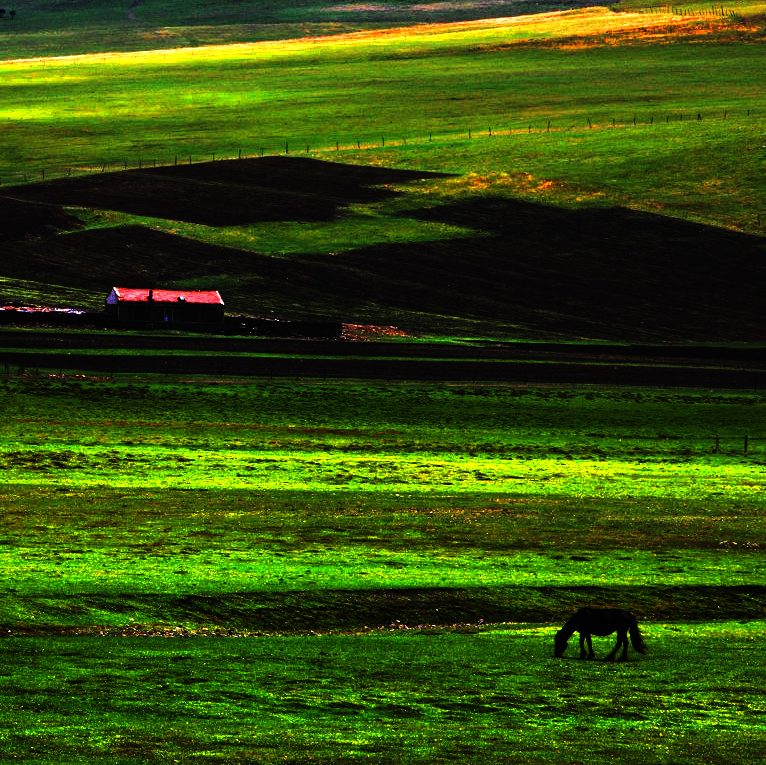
[2,374,764,617]
[1,626,764,764]
[2,2,766,761]
[0,1,595,59]
[2,6,765,236]
[1,373,765,762]
[2,5,765,337]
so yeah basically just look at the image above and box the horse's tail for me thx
[629,622,647,654]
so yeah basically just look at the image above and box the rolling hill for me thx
[0,0,594,58]
[1,2,765,340]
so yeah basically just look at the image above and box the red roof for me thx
[110,288,223,305]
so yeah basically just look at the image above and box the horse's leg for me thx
[606,630,630,661]
[618,632,630,662]
[605,631,623,661]
[578,633,594,659]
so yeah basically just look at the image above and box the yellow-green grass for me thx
[3,375,765,496]
[2,7,764,241]
[1,375,763,631]
[0,0,602,59]
[1,370,763,762]
[0,276,96,308]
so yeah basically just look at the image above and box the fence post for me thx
[744,434,749,454]
[714,434,720,453]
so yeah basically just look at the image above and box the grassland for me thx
[0,1,595,59]
[1,374,764,625]
[0,626,764,764]
[2,5,765,337]
[1,373,765,762]
[2,4,766,761]
[3,9,765,192]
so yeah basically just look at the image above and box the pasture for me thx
[0,371,764,761]
[2,8,766,337]
[0,625,764,764]
[2,6,765,237]
[2,2,766,762]
[1,373,764,622]
[0,0,592,59]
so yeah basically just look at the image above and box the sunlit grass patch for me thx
[76,201,479,256]
[1,444,764,498]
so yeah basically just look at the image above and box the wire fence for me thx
[0,104,761,189]
[637,4,752,17]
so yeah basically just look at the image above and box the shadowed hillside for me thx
[5,158,449,227]
[3,157,765,340]
[0,225,256,288]
[0,196,82,242]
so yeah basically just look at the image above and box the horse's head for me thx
[553,629,569,657]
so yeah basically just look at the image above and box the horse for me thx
[553,607,647,661]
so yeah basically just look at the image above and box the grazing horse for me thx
[554,607,647,661]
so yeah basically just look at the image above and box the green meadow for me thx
[1,626,764,764]
[2,5,765,334]
[2,6,765,236]
[2,4,765,334]
[2,2,766,762]
[0,1,615,59]
[2,375,764,620]
[1,373,765,762]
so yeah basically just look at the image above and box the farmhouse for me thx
[105,288,225,331]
